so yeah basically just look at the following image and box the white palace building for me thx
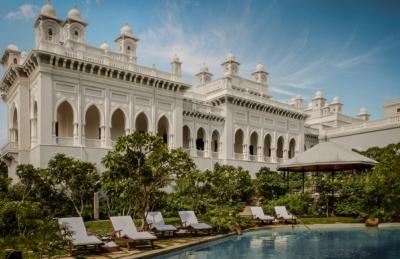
[1,2,400,179]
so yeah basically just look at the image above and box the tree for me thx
[102,132,196,228]
[0,158,11,199]
[254,167,287,201]
[47,154,100,218]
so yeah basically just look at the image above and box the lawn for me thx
[298,216,360,224]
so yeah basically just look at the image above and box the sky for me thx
[0,0,399,146]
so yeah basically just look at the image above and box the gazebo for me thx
[277,141,378,192]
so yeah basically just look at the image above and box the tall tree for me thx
[102,132,195,228]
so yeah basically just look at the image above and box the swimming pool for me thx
[155,226,400,259]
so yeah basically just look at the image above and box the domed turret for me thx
[312,90,326,110]
[221,51,240,76]
[332,96,340,104]
[171,54,182,78]
[226,52,236,61]
[121,23,133,36]
[315,90,323,98]
[196,62,213,85]
[357,107,370,121]
[40,0,57,18]
[255,63,264,72]
[251,63,268,84]
[329,96,343,113]
[67,6,81,20]
[6,44,18,51]
[100,41,110,51]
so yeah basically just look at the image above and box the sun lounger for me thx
[250,206,274,224]
[110,216,157,249]
[146,211,178,236]
[274,206,297,223]
[58,217,102,254]
[178,211,212,234]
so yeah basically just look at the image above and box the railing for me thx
[305,127,319,135]
[85,138,102,148]
[276,157,283,163]
[249,154,257,161]
[196,149,205,157]
[234,153,244,160]
[325,115,400,135]
[211,151,220,159]
[264,156,271,163]
[1,142,18,154]
[56,137,74,146]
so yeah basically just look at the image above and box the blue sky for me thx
[1,0,400,146]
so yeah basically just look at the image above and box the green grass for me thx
[299,217,360,224]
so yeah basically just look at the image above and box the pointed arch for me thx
[157,116,170,144]
[56,101,74,137]
[85,105,101,139]
[234,128,244,154]
[135,112,148,133]
[289,138,296,159]
[211,130,220,153]
[263,134,272,158]
[276,136,284,159]
[111,108,126,141]
[182,125,191,149]
[249,131,258,156]
[196,127,206,151]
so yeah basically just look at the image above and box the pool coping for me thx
[129,222,400,258]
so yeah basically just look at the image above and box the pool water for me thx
[156,227,400,259]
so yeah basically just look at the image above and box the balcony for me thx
[263,156,271,163]
[249,154,258,161]
[211,151,220,159]
[85,138,102,148]
[56,137,74,146]
[234,153,245,160]
[196,150,205,157]
[276,157,284,163]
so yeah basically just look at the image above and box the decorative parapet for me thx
[322,115,400,138]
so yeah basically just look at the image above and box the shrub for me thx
[264,194,312,216]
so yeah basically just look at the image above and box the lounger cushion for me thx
[274,206,297,220]
[189,223,212,230]
[125,231,157,240]
[110,216,156,240]
[179,211,199,225]
[152,223,178,232]
[250,207,275,221]
[58,217,102,246]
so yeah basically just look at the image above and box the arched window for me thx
[182,125,190,149]
[157,116,169,144]
[211,130,220,152]
[85,105,101,139]
[277,136,284,159]
[234,129,244,154]
[56,101,74,137]
[111,109,125,141]
[263,134,272,158]
[289,138,296,159]
[13,58,18,65]
[196,128,206,151]
[12,107,18,142]
[48,28,53,41]
[249,132,258,157]
[135,112,148,133]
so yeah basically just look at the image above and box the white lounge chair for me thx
[178,211,212,234]
[250,206,274,224]
[146,211,178,236]
[274,206,297,223]
[110,216,157,249]
[58,217,102,254]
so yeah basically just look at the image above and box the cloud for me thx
[4,4,39,20]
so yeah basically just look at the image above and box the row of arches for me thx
[182,126,221,153]
[234,129,296,159]
[55,101,169,143]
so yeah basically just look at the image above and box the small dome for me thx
[121,23,133,35]
[332,96,340,104]
[99,41,110,50]
[200,62,209,72]
[255,63,264,72]
[294,94,303,100]
[226,52,236,61]
[68,6,81,20]
[359,107,368,115]
[41,1,57,17]
[172,54,180,63]
[6,44,18,51]
[315,90,323,98]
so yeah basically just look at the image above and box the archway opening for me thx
[157,116,169,144]
[111,109,125,141]
[263,134,272,158]
[182,125,190,149]
[211,130,220,152]
[12,107,18,142]
[196,127,206,151]
[234,129,244,154]
[56,101,74,137]
[289,138,296,159]
[249,132,258,156]
[85,105,101,139]
[277,136,284,159]
[135,112,148,133]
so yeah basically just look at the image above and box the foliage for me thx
[357,143,400,220]
[0,200,69,258]
[101,132,196,228]
[47,154,100,218]
[0,158,11,199]
[254,167,287,201]
[205,206,255,233]
[265,193,312,216]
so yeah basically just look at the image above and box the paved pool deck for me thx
[60,223,400,259]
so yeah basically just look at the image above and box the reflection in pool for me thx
[155,227,400,259]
